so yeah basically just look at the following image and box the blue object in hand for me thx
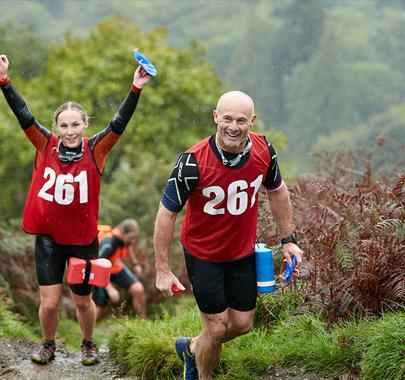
[133,49,157,76]
[280,255,297,283]
[255,243,276,293]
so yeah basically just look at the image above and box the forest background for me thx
[0,0,404,232]
[0,1,404,379]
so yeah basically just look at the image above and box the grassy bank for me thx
[0,305,36,340]
[108,294,405,380]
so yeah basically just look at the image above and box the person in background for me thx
[0,53,152,365]
[94,219,147,321]
[154,90,303,380]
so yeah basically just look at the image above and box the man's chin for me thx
[224,140,243,151]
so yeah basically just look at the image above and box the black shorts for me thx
[93,266,139,307]
[35,234,98,296]
[184,247,257,314]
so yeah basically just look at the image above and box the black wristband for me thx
[280,233,297,245]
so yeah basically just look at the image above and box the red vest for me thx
[98,225,128,274]
[23,135,100,245]
[181,132,271,262]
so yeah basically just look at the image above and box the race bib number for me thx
[38,167,88,205]
[203,175,262,215]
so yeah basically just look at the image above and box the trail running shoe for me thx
[80,339,100,366]
[175,337,198,380]
[31,340,56,364]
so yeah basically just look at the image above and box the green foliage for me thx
[335,244,355,271]
[108,300,201,379]
[147,291,196,320]
[0,107,38,221]
[0,21,49,80]
[0,20,50,221]
[255,291,305,328]
[282,4,405,171]
[2,0,405,177]
[285,16,358,159]
[0,229,38,323]
[107,297,405,379]
[0,306,36,340]
[56,312,84,350]
[265,313,405,377]
[268,0,326,126]
[217,329,271,379]
[360,313,405,380]
[3,2,405,222]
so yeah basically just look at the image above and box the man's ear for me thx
[213,109,219,123]
[250,114,257,126]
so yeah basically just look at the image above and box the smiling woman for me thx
[53,102,89,149]
[0,52,154,366]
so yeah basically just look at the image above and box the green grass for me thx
[217,329,272,379]
[266,313,363,376]
[0,305,36,340]
[108,297,201,379]
[255,291,305,328]
[57,312,90,351]
[106,294,405,380]
[360,312,405,380]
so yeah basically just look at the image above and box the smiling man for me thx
[154,90,303,380]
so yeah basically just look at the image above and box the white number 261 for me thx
[37,167,88,205]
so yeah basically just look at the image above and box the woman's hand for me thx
[0,55,9,79]
[133,66,153,89]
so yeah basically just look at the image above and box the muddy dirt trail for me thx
[0,338,133,380]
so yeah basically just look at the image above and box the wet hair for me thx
[53,101,88,126]
[117,218,140,235]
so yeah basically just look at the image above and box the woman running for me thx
[0,53,153,366]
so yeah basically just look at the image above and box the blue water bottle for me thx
[255,243,276,293]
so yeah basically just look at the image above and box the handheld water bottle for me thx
[255,243,276,293]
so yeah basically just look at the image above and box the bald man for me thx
[154,91,303,380]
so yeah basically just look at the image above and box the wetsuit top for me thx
[1,78,141,245]
[161,132,283,262]
[98,226,128,274]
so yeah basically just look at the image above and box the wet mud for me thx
[0,338,132,380]
[260,366,340,380]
